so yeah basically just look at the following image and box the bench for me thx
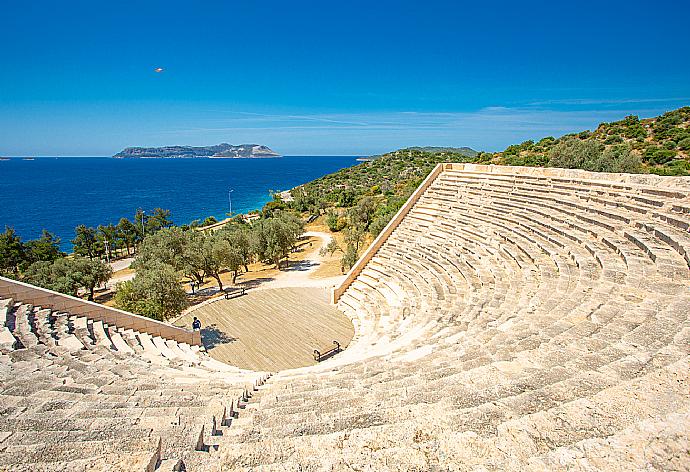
[313,340,341,362]
[223,286,246,300]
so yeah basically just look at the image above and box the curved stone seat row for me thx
[0,298,268,471]
[217,166,690,470]
[1,165,687,471]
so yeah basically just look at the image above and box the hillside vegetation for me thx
[487,106,690,176]
[279,107,690,270]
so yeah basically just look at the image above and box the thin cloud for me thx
[129,98,685,155]
[526,97,689,106]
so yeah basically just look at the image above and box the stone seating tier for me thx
[219,165,689,470]
[1,164,688,471]
[0,298,267,471]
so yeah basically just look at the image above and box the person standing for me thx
[192,317,201,331]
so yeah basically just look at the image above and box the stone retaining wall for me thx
[0,276,201,345]
[332,163,445,303]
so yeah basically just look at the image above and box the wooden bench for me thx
[313,340,341,362]
[223,286,246,300]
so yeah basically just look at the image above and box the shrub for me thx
[644,146,677,165]
[547,137,603,170]
[325,210,345,232]
[604,135,624,145]
[591,145,641,173]
[678,137,690,151]
[647,159,690,176]
[201,216,218,226]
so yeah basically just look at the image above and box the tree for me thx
[98,224,118,261]
[114,263,186,321]
[341,244,358,270]
[547,137,603,170]
[134,227,205,285]
[23,230,64,267]
[219,226,253,272]
[252,212,304,269]
[0,227,26,276]
[344,225,366,252]
[134,209,147,242]
[198,234,234,291]
[369,211,395,237]
[117,217,138,255]
[24,256,111,300]
[325,210,345,232]
[291,188,317,213]
[320,238,341,257]
[147,208,173,233]
[24,260,67,292]
[349,197,376,231]
[69,256,112,300]
[72,225,102,260]
[592,144,641,173]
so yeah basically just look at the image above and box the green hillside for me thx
[487,106,690,175]
[280,107,690,270]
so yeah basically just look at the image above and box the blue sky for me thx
[1,0,688,156]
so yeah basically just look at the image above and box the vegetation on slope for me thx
[276,107,690,271]
[488,106,690,176]
[277,148,479,269]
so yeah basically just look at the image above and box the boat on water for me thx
[0,157,10,161]
[22,157,35,161]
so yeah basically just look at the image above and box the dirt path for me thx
[252,231,346,291]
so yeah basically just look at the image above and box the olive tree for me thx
[547,137,603,170]
[114,263,186,320]
[24,256,112,300]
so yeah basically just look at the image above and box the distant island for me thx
[113,143,280,159]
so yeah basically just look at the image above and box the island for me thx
[112,143,280,159]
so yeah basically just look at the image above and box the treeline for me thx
[114,211,304,320]
[72,208,173,260]
[0,207,174,301]
[0,228,111,301]
[1,202,307,320]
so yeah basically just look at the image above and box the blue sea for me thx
[0,156,358,251]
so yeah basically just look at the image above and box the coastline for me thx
[1,155,359,252]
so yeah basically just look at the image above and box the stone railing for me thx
[0,276,202,345]
[331,163,445,303]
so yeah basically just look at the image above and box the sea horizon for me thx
[0,155,359,251]
[0,154,362,159]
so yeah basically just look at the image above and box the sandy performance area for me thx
[175,286,354,371]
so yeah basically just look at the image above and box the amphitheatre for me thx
[1,162,689,471]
